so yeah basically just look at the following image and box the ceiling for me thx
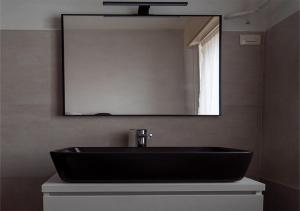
[0,0,298,30]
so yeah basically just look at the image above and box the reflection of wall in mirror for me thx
[64,29,186,115]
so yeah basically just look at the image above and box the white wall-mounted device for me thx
[240,34,262,46]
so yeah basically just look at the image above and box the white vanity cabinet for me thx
[42,175,265,211]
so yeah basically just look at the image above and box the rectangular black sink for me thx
[50,147,252,183]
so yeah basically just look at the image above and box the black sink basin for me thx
[50,147,252,183]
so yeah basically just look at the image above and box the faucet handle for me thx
[134,129,152,147]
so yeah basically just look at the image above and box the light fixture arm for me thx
[138,5,151,16]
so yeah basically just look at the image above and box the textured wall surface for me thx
[262,11,300,211]
[0,30,264,211]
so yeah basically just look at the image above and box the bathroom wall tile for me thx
[1,30,60,107]
[222,32,264,107]
[262,11,300,189]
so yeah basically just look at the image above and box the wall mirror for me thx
[63,15,221,116]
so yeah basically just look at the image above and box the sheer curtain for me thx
[198,30,219,115]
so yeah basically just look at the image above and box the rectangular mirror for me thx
[63,15,221,116]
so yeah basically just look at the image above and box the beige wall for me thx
[0,30,264,211]
[262,11,300,211]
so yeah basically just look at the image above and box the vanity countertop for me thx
[42,174,265,211]
[42,174,265,194]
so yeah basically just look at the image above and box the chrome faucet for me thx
[135,129,152,147]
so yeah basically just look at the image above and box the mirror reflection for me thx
[63,15,221,115]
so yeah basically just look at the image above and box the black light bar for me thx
[103,1,188,6]
[103,1,188,15]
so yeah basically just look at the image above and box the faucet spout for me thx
[135,129,152,147]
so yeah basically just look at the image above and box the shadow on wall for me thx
[263,180,300,211]
[2,178,45,211]
[55,26,63,116]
